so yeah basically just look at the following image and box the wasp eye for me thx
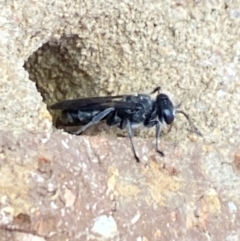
[163,109,174,124]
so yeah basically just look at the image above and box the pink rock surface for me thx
[0,130,239,240]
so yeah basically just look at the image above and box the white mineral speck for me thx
[142,155,148,162]
[217,90,226,98]
[131,212,141,224]
[50,201,58,209]
[142,145,148,154]
[228,201,237,213]
[41,133,50,143]
[91,215,118,238]
[230,9,240,19]
[61,208,65,217]
[47,183,56,192]
[226,231,239,241]
[30,172,45,182]
[61,140,69,149]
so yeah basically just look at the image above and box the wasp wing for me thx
[50,95,125,111]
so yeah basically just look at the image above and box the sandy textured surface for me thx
[1,0,240,240]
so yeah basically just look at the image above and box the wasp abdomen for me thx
[61,110,102,125]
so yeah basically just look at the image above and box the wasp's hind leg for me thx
[74,107,115,135]
[125,119,140,163]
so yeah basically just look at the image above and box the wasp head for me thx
[156,94,175,125]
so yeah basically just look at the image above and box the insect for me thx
[50,87,200,162]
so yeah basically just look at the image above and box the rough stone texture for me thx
[0,130,240,241]
[1,0,240,240]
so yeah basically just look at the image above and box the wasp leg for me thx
[74,107,115,135]
[144,120,164,157]
[126,119,140,163]
[106,111,120,126]
[155,121,164,156]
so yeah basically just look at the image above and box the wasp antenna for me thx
[175,102,182,109]
[150,86,161,95]
[176,110,202,136]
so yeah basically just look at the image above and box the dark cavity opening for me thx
[24,35,101,130]
[23,35,119,136]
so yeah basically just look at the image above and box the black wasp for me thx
[50,87,200,162]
